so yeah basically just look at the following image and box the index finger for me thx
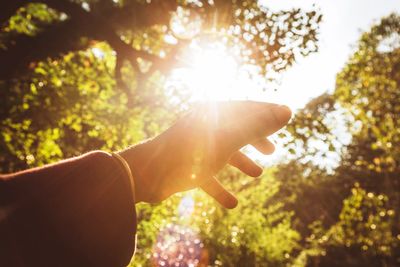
[217,102,292,151]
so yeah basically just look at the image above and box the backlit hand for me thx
[119,101,291,208]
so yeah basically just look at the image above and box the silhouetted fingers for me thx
[251,138,275,155]
[219,102,292,151]
[228,151,263,177]
[247,103,291,139]
[200,176,238,209]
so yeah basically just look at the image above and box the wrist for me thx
[117,140,155,203]
[110,152,136,205]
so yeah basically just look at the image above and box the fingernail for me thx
[225,197,238,209]
[271,105,292,123]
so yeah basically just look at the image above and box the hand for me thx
[119,101,291,208]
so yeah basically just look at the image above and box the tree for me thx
[0,0,321,98]
[276,13,400,266]
[1,1,322,266]
[1,0,321,172]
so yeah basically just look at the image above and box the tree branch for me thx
[0,1,29,27]
[0,19,87,80]
[0,0,173,81]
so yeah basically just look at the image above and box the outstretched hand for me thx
[119,101,291,208]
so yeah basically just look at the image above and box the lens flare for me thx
[152,224,206,267]
[178,194,195,218]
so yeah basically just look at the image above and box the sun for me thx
[186,44,238,101]
[167,42,252,102]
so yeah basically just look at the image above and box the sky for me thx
[166,1,399,164]
[259,0,400,110]
[237,0,400,165]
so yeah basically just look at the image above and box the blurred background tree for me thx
[276,13,400,267]
[0,1,322,266]
[0,0,321,172]
[1,0,399,266]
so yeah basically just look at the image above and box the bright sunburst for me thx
[183,43,238,101]
[167,41,263,102]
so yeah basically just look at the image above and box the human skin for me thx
[119,101,292,208]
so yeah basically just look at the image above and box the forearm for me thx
[1,151,109,205]
[0,151,137,267]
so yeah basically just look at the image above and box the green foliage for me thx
[276,13,400,267]
[335,13,400,176]
[0,42,169,171]
[1,0,321,171]
[3,3,60,36]
[1,1,323,266]
[132,168,301,267]
[329,185,397,257]
[203,169,300,267]
[5,2,400,267]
